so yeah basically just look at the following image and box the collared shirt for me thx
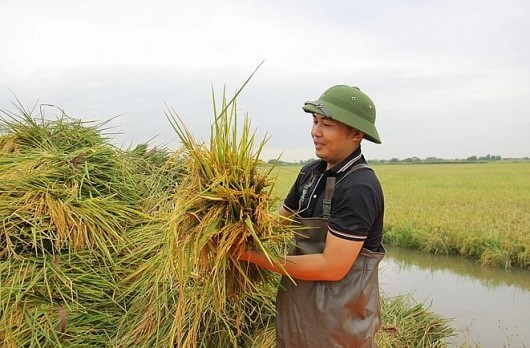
[283,147,384,251]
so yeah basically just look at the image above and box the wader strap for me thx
[322,163,371,218]
[322,177,335,218]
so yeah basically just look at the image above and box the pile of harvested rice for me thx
[1,90,293,347]
[0,104,151,347]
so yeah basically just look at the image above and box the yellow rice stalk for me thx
[0,134,19,154]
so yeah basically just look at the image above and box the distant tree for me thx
[267,159,288,165]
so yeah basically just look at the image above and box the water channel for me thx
[379,246,530,347]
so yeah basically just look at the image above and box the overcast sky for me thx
[1,0,529,161]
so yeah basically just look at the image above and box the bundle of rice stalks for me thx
[0,103,151,347]
[376,295,455,347]
[116,217,282,348]
[116,74,296,347]
[166,99,289,299]
[124,143,187,214]
[0,253,124,348]
[0,104,144,257]
[0,103,112,154]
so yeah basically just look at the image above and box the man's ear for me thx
[349,127,365,141]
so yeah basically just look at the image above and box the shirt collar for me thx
[327,146,364,175]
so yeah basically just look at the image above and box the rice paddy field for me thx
[271,161,530,270]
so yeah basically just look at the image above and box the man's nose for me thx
[311,124,322,137]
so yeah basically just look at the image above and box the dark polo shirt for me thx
[282,147,384,252]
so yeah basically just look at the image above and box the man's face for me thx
[311,113,361,169]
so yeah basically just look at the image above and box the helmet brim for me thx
[303,100,381,144]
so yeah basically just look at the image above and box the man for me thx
[239,85,385,347]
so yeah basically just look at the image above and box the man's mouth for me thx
[314,141,324,150]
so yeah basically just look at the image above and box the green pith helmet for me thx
[302,85,381,144]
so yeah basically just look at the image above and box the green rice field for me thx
[269,161,530,270]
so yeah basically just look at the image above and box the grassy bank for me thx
[270,162,530,270]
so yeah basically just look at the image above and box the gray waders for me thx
[275,164,386,348]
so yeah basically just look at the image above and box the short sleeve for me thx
[327,182,380,242]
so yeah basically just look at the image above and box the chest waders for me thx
[275,164,386,348]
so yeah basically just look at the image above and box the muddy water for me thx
[379,246,530,347]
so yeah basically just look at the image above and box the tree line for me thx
[268,154,529,165]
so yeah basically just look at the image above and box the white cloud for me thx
[1,0,529,160]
